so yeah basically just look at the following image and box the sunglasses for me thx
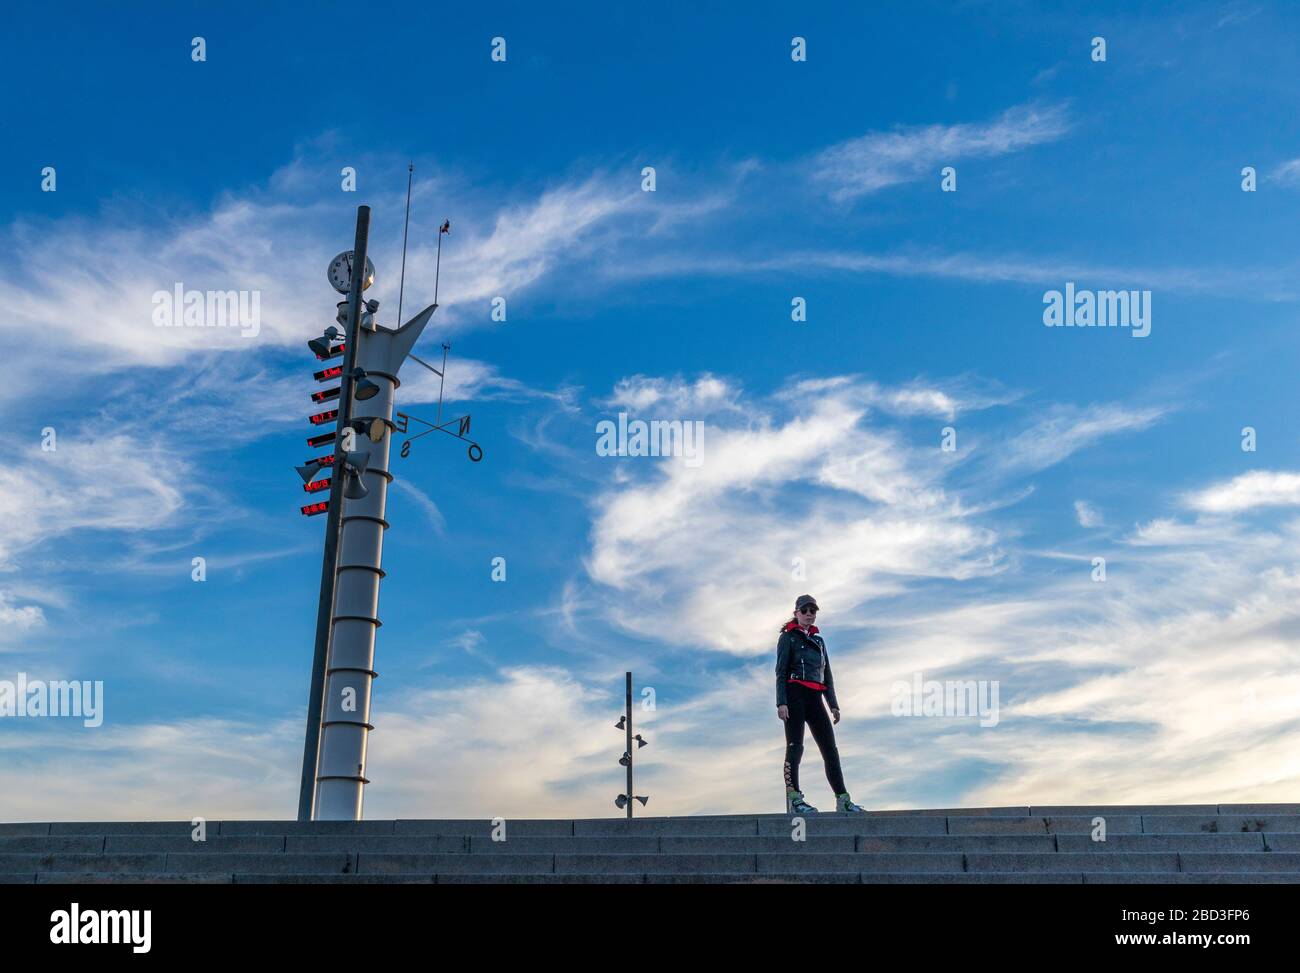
[797,606,818,615]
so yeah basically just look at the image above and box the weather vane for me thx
[395,341,483,463]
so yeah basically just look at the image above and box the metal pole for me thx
[625,672,633,820]
[396,163,413,327]
[297,204,371,821]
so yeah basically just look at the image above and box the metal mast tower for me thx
[313,297,438,820]
[295,204,439,821]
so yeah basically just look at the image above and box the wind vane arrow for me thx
[395,342,482,463]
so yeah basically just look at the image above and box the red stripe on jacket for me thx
[788,678,827,691]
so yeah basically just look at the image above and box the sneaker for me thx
[787,789,818,814]
[836,792,867,813]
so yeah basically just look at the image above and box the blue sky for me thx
[4,0,1300,821]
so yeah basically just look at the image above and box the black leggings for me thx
[783,681,847,795]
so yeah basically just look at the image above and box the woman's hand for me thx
[831,708,841,725]
[777,705,788,721]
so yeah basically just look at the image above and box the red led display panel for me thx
[300,500,329,517]
[314,342,346,362]
[306,431,335,448]
[303,477,332,493]
[309,409,339,425]
[305,453,335,467]
[311,387,341,403]
[314,365,344,382]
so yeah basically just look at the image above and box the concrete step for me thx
[0,853,356,874]
[1028,805,1222,816]
[691,835,1050,853]
[9,805,1298,837]
[945,816,1142,835]
[5,832,1284,857]
[1179,853,1300,872]
[14,868,1300,884]
[756,817,951,835]
[1083,872,1300,884]
[7,806,1297,883]
[966,853,1179,872]
[0,836,106,853]
[10,845,1291,876]
[864,835,1050,852]
[240,873,636,885]
[0,853,168,873]
[35,872,234,884]
[46,822,202,836]
[1054,834,1267,852]
[1141,814,1300,834]
[360,853,758,874]
[104,836,287,853]
[291,834,1050,853]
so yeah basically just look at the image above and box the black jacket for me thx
[775,624,839,710]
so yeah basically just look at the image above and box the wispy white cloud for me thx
[575,383,1169,661]
[610,246,1300,300]
[1184,470,1300,513]
[0,591,45,643]
[1074,499,1103,527]
[775,376,1019,422]
[1127,516,1245,547]
[584,375,1001,652]
[3,157,674,393]
[1215,3,1264,29]
[996,404,1166,474]
[810,101,1071,202]
[600,373,742,415]
[0,436,189,571]
[389,480,447,535]
[1270,159,1300,186]
[397,354,573,408]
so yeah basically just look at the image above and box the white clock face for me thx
[327,252,376,294]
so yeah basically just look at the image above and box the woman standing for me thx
[776,594,866,814]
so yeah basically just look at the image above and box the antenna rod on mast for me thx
[397,162,414,326]
[433,217,449,307]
